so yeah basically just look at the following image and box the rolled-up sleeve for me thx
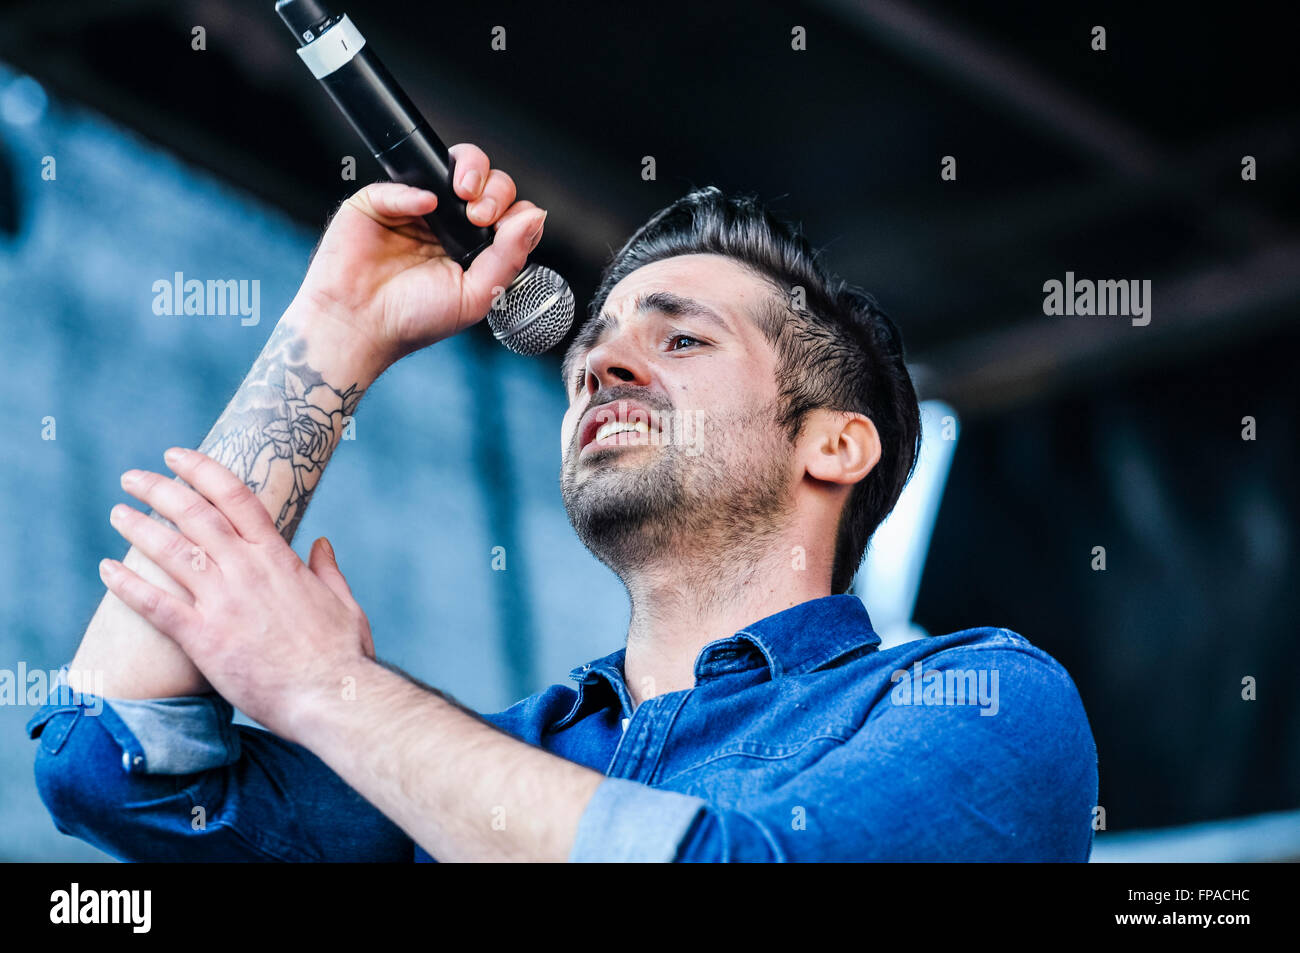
[26,667,239,777]
[568,777,709,862]
[103,693,241,775]
[28,666,413,862]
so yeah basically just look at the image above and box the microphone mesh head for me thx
[487,263,575,356]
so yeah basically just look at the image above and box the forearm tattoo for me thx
[155,322,363,543]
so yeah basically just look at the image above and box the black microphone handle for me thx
[277,2,494,263]
[362,118,494,265]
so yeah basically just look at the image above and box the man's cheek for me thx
[560,416,577,457]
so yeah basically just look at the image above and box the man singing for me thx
[29,145,1098,861]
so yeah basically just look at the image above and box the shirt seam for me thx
[658,730,854,786]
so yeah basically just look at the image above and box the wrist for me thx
[283,292,396,386]
[285,656,397,750]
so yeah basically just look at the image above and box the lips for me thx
[578,399,664,454]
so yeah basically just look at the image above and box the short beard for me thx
[560,395,795,581]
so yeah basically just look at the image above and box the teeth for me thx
[595,420,651,442]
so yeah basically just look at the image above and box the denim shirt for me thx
[26,595,1099,861]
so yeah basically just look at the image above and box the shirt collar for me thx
[556,594,880,728]
[722,593,880,678]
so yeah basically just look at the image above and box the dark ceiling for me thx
[2,0,1296,414]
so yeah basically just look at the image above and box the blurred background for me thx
[0,0,1296,861]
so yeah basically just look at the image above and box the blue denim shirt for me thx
[27,594,1098,861]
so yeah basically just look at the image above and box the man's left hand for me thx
[100,447,376,743]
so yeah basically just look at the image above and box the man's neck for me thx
[619,536,831,708]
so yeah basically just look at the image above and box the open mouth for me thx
[578,401,664,456]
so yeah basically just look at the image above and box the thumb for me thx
[309,537,357,605]
[343,182,439,229]
[458,204,546,318]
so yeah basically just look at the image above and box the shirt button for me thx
[621,717,630,733]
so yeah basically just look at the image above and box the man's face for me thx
[559,254,799,574]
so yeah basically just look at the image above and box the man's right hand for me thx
[295,142,547,370]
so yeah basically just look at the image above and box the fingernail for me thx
[164,447,185,464]
[98,558,117,579]
[473,197,497,222]
[528,210,547,250]
[120,470,139,487]
[461,169,482,196]
[109,504,126,525]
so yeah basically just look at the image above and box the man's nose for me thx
[582,333,651,393]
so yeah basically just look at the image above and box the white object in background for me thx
[853,400,960,649]
[1090,808,1300,862]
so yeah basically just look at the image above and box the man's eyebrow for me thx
[560,291,731,388]
[637,291,732,334]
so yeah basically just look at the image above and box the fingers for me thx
[344,182,438,227]
[120,466,242,556]
[343,145,546,321]
[109,503,216,596]
[467,170,518,226]
[308,537,357,606]
[99,558,202,645]
[163,448,280,543]
[348,145,533,244]
[308,537,375,659]
[458,202,547,317]
[449,144,518,226]
[449,143,491,201]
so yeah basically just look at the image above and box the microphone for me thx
[274,0,574,356]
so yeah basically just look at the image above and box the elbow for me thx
[32,709,114,845]
[30,706,181,859]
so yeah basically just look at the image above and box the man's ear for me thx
[802,410,881,486]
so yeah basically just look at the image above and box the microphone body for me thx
[274,0,574,354]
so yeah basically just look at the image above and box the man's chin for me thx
[563,503,673,573]
[563,455,679,540]
[565,443,659,482]
[578,439,659,462]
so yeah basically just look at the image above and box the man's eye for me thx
[667,334,701,350]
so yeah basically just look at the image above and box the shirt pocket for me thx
[659,728,855,801]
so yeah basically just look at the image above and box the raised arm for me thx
[69,147,546,699]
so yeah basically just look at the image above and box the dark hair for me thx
[586,186,922,594]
